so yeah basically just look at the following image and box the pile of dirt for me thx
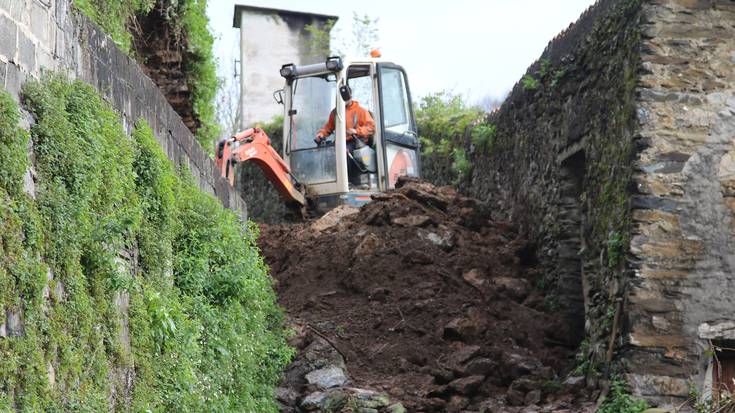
[259,178,594,412]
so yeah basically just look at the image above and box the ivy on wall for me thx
[0,75,291,411]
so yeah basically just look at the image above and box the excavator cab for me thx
[279,56,420,212]
[215,56,420,216]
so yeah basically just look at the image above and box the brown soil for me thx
[259,178,591,412]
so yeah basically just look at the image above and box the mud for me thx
[259,178,594,412]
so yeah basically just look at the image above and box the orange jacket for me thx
[317,100,375,142]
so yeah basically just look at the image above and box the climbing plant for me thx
[0,75,291,411]
[72,0,220,150]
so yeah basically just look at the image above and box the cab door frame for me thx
[376,62,421,189]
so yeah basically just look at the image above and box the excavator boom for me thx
[215,128,306,207]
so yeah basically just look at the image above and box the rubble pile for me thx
[259,178,595,412]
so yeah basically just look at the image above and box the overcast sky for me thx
[207,0,597,105]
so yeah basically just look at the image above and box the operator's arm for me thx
[355,109,375,138]
[317,110,336,138]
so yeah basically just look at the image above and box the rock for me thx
[304,366,349,389]
[421,397,448,411]
[506,388,526,406]
[386,403,407,413]
[447,395,470,412]
[322,390,349,411]
[430,366,455,384]
[443,317,479,341]
[310,205,359,232]
[501,352,540,381]
[464,357,496,376]
[448,375,485,395]
[367,287,390,302]
[462,268,487,290]
[642,409,674,413]
[350,388,390,409]
[491,277,530,301]
[524,389,542,405]
[562,375,586,394]
[418,227,454,251]
[4,308,24,337]
[300,391,327,411]
[276,386,299,405]
[392,214,432,227]
[478,398,511,413]
[448,345,483,366]
[510,377,539,393]
[355,232,381,256]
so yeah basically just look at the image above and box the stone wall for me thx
[426,0,735,408]
[450,0,643,377]
[625,0,735,408]
[0,0,247,218]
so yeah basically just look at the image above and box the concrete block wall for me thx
[0,0,247,218]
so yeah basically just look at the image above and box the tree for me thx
[305,12,380,59]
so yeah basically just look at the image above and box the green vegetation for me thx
[72,0,220,150]
[537,58,552,78]
[597,379,649,413]
[305,13,380,59]
[606,231,624,268]
[73,0,154,51]
[416,91,498,185]
[0,75,291,411]
[451,148,470,184]
[551,68,566,88]
[471,122,496,150]
[522,74,540,91]
[305,19,338,59]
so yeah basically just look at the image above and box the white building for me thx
[233,4,337,126]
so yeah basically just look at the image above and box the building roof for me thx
[233,4,339,28]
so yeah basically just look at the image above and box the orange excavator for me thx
[215,55,421,215]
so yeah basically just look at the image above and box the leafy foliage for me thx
[0,93,29,197]
[0,75,291,411]
[606,231,624,268]
[305,19,337,59]
[597,379,649,413]
[471,122,496,150]
[451,148,470,183]
[416,91,484,183]
[72,0,154,51]
[305,12,380,59]
[522,74,540,91]
[72,0,220,151]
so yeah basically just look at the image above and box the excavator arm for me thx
[215,128,306,207]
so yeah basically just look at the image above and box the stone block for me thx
[626,373,690,397]
[29,0,49,45]
[17,29,35,72]
[0,13,17,61]
[0,0,10,14]
[0,60,5,88]
[698,321,735,340]
[36,48,51,71]
[4,62,24,99]
[9,0,24,21]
